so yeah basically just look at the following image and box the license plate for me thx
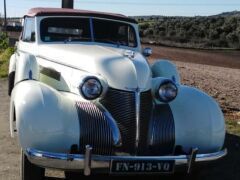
[110,160,175,174]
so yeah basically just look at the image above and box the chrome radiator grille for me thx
[100,88,137,154]
[138,90,153,155]
[76,88,175,156]
[76,102,113,155]
[149,104,175,155]
[100,88,153,155]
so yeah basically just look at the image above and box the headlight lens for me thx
[80,77,102,100]
[157,81,178,102]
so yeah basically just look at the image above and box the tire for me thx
[8,71,15,96]
[21,150,45,180]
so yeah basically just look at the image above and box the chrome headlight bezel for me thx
[79,77,103,100]
[156,80,178,103]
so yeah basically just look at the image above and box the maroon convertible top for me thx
[26,7,137,24]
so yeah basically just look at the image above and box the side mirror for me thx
[143,47,152,57]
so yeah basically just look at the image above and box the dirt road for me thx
[149,45,240,69]
[0,79,19,180]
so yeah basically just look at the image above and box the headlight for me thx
[80,77,103,100]
[157,80,178,103]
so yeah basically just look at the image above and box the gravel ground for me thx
[0,52,240,179]
[175,61,240,116]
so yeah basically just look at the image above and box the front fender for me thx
[151,60,181,84]
[170,85,225,153]
[15,53,39,84]
[11,80,79,153]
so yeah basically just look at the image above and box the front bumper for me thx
[26,147,227,175]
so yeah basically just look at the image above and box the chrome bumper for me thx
[26,147,227,175]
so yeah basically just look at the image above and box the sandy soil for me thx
[0,46,240,179]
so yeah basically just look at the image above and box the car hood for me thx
[38,44,152,91]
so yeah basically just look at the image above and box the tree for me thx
[226,32,239,48]
[136,12,240,49]
[209,29,219,40]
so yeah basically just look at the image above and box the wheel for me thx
[8,71,15,96]
[21,150,45,180]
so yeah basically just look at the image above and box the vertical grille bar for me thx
[135,90,140,154]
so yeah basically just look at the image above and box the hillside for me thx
[214,11,240,17]
[135,11,240,49]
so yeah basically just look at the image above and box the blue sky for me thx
[1,0,240,17]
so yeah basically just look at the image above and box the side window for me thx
[128,27,137,47]
[22,18,35,42]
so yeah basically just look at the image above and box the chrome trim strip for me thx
[96,103,122,147]
[26,148,227,171]
[135,89,141,154]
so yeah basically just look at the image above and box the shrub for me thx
[0,47,14,78]
[0,32,9,50]
[137,13,240,49]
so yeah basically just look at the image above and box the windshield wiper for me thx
[63,37,92,43]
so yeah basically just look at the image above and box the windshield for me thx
[40,18,91,42]
[40,17,137,47]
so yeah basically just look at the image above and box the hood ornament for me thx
[123,50,135,59]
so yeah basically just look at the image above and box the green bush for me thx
[0,47,14,78]
[0,32,9,50]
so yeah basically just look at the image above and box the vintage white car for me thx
[8,7,227,180]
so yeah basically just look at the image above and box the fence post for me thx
[4,0,7,31]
